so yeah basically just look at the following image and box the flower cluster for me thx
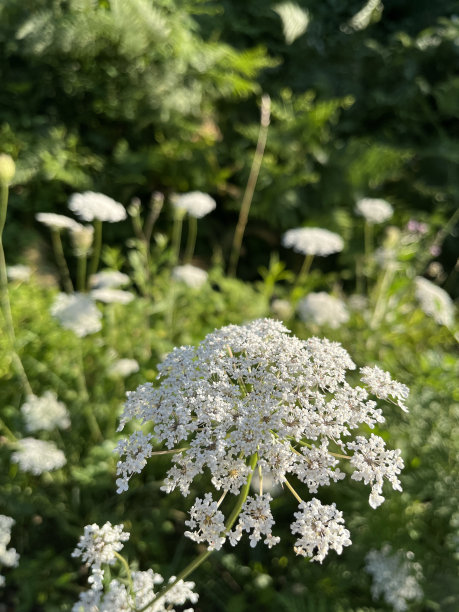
[365,545,423,611]
[282,227,344,256]
[356,198,393,224]
[108,359,140,378]
[69,192,127,223]
[72,523,198,611]
[90,270,130,289]
[36,212,81,232]
[51,293,102,337]
[116,319,408,562]
[0,515,20,587]
[415,276,454,327]
[91,288,134,304]
[171,191,216,218]
[11,438,66,475]
[297,292,349,328]
[172,264,208,289]
[6,264,31,282]
[21,391,70,432]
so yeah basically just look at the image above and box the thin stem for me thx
[184,216,197,264]
[137,453,259,612]
[228,94,271,277]
[50,229,74,293]
[144,192,164,245]
[258,464,263,496]
[0,417,17,442]
[150,448,188,456]
[171,212,184,265]
[76,254,87,293]
[76,341,102,441]
[114,551,134,599]
[283,477,303,504]
[89,219,103,278]
[363,221,373,280]
[295,253,314,287]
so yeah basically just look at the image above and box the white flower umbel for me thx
[90,288,134,304]
[0,515,20,586]
[21,391,70,432]
[116,319,408,561]
[108,359,140,378]
[356,198,393,224]
[68,192,127,223]
[6,264,31,282]
[229,493,280,549]
[51,293,102,337]
[271,298,293,320]
[184,493,227,551]
[172,264,208,289]
[282,227,344,256]
[72,522,129,570]
[11,438,66,475]
[89,270,130,289]
[365,545,423,611]
[415,277,454,327]
[172,191,216,219]
[36,212,81,231]
[360,365,409,412]
[291,499,351,563]
[297,292,349,328]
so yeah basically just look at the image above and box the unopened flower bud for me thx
[0,154,16,185]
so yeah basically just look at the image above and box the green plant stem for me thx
[295,253,314,287]
[114,551,134,599]
[0,182,33,395]
[369,260,397,330]
[76,341,102,441]
[228,94,271,277]
[137,453,258,612]
[184,216,197,264]
[76,254,87,292]
[50,229,74,293]
[283,477,303,504]
[89,219,103,278]
[363,221,373,279]
[171,213,184,264]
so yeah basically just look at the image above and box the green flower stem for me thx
[137,453,259,612]
[0,181,33,395]
[76,254,87,292]
[369,260,397,330]
[295,253,314,287]
[184,215,197,264]
[283,476,303,504]
[89,219,103,278]
[228,94,271,277]
[363,221,373,278]
[76,341,102,441]
[114,551,134,599]
[171,212,184,265]
[0,417,17,442]
[50,229,74,293]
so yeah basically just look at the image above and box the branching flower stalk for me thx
[228,94,271,277]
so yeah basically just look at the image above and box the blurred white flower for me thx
[91,288,134,304]
[70,224,94,256]
[172,264,208,289]
[6,264,31,282]
[271,298,293,320]
[171,191,216,218]
[36,212,81,231]
[89,270,130,289]
[21,391,70,432]
[11,438,66,474]
[0,515,20,580]
[356,198,393,224]
[51,293,102,337]
[415,277,454,327]
[68,192,127,223]
[109,359,140,378]
[297,292,349,328]
[348,294,369,312]
[273,2,309,44]
[365,545,423,611]
[282,227,344,256]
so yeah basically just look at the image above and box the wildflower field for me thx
[0,1,458,611]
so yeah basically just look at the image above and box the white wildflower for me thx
[171,191,216,218]
[172,264,208,289]
[282,227,344,256]
[184,493,227,551]
[0,515,20,578]
[271,298,293,320]
[108,359,140,378]
[297,292,349,328]
[36,212,81,231]
[273,2,310,45]
[72,522,129,578]
[356,198,393,224]
[230,494,280,549]
[89,270,130,289]
[51,293,102,337]
[69,192,127,223]
[117,319,407,558]
[365,545,423,611]
[415,276,454,327]
[21,391,70,432]
[291,499,351,562]
[70,224,94,256]
[6,264,31,282]
[360,365,409,412]
[90,288,134,304]
[11,438,66,474]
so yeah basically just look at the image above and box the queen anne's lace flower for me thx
[21,391,70,432]
[365,545,423,611]
[282,227,344,256]
[11,438,66,474]
[51,293,102,337]
[116,319,407,560]
[108,359,140,378]
[415,277,454,327]
[172,264,208,289]
[90,270,130,289]
[6,264,31,282]
[36,212,81,231]
[172,191,216,218]
[297,292,349,328]
[360,365,409,412]
[356,198,393,223]
[90,288,134,304]
[69,192,127,223]
[0,515,20,586]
